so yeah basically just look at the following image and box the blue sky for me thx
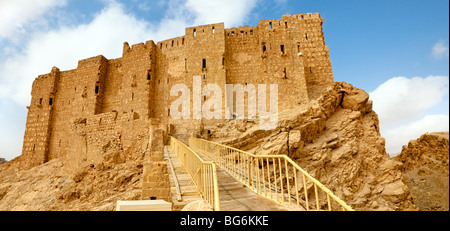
[0,0,448,160]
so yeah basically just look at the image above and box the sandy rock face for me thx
[394,132,449,211]
[204,82,417,211]
[0,141,146,211]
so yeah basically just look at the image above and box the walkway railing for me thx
[169,136,220,211]
[189,137,353,211]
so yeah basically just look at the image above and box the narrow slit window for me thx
[202,59,206,69]
[250,30,253,36]
[285,21,288,29]
[297,44,301,53]
[193,29,196,36]
[281,45,285,54]
[182,38,185,45]
[147,72,151,80]
[172,40,174,47]
[305,33,308,41]
[222,57,225,66]
[262,44,267,53]
[212,26,215,33]
[95,85,99,94]
[39,98,43,104]
[49,98,53,106]
[283,68,287,79]
[269,22,272,29]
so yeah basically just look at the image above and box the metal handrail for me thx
[189,137,353,211]
[168,136,220,211]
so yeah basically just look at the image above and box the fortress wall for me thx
[223,26,261,119]
[184,23,227,119]
[292,13,334,98]
[47,56,108,161]
[21,67,60,168]
[119,41,154,119]
[20,14,334,169]
[155,36,187,120]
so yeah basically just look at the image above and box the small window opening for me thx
[285,21,288,29]
[297,44,301,53]
[168,109,170,116]
[182,38,185,45]
[203,74,206,80]
[202,29,205,35]
[172,40,174,47]
[283,68,287,79]
[147,72,151,80]
[49,98,53,106]
[262,45,267,53]
[305,33,308,41]
[309,67,312,73]
[95,85,99,94]
[32,144,35,151]
[222,57,225,66]
[212,26,215,33]
[132,93,134,100]
[193,29,196,36]
[203,96,206,101]
[39,98,43,105]
[150,197,157,200]
[231,31,235,36]
[250,30,253,36]
[281,45,285,54]
[167,78,169,83]
[269,22,272,29]
[202,59,206,69]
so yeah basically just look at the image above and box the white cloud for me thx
[370,76,449,155]
[431,39,449,60]
[0,0,67,41]
[184,0,259,27]
[384,114,449,156]
[370,76,449,124]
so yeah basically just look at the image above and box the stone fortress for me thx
[20,13,334,201]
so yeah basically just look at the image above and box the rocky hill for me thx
[394,132,449,211]
[202,82,418,211]
[0,140,146,211]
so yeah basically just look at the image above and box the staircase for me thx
[165,136,353,211]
